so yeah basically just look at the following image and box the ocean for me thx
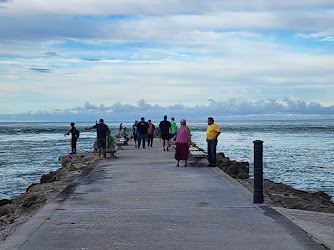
[0,120,333,200]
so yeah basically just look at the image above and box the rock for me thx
[236,172,249,179]
[21,194,39,208]
[58,155,73,167]
[225,165,239,177]
[0,199,12,207]
[0,205,14,217]
[68,164,78,171]
[220,157,230,163]
[216,152,225,159]
[21,194,47,209]
[262,179,334,213]
[40,171,57,184]
[314,191,332,201]
[233,161,249,173]
[40,174,50,184]
[26,183,39,192]
[218,162,229,170]
[216,155,250,179]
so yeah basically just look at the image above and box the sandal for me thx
[183,163,187,167]
[176,164,179,167]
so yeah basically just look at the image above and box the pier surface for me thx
[1,139,330,249]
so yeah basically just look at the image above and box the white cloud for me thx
[1,48,334,112]
[1,5,334,44]
[3,1,334,16]
[1,0,334,115]
[296,31,334,41]
[321,36,334,41]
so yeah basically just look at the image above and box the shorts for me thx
[161,134,170,140]
[170,133,176,140]
[97,138,106,149]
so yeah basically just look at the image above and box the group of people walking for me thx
[131,116,176,150]
[66,116,221,166]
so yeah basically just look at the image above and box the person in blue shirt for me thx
[85,119,110,159]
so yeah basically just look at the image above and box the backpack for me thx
[75,128,80,138]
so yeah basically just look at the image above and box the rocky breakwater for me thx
[0,153,97,242]
[215,152,334,213]
[216,153,250,179]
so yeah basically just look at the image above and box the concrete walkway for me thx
[1,139,327,249]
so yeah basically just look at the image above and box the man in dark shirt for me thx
[137,117,149,149]
[85,119,109,159]
[65,122,79,154]
[159,115,171,151]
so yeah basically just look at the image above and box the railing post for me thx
[253,140,264,203]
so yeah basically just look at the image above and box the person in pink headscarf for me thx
[174,119,191,167]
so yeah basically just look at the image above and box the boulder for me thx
[22,194,39,208]
[40,171,57,184]
[225,165,239,177]
[218,162,229,170]
[26,183,39,192]
[0,204,14,217]
[232,161,249,173]
[216,156,249,179]
[0,199,12,207]
[236,172,249,179]
[58,155,72,167]
[216,152,225,159]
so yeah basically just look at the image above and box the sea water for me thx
[0,120,333,200]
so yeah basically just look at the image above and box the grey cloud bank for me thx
[1,97,333,122]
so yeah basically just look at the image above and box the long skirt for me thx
[175,142,189,161]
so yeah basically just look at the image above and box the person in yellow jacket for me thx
[206,117,221,167]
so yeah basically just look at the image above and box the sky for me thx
[0,0,334,121]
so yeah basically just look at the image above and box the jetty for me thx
[1,139,332,249]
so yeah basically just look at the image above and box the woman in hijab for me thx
[174,119,191,167]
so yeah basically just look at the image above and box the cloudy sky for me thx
[1,0,334,120]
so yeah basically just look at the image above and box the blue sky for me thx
[0,0,334,121]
